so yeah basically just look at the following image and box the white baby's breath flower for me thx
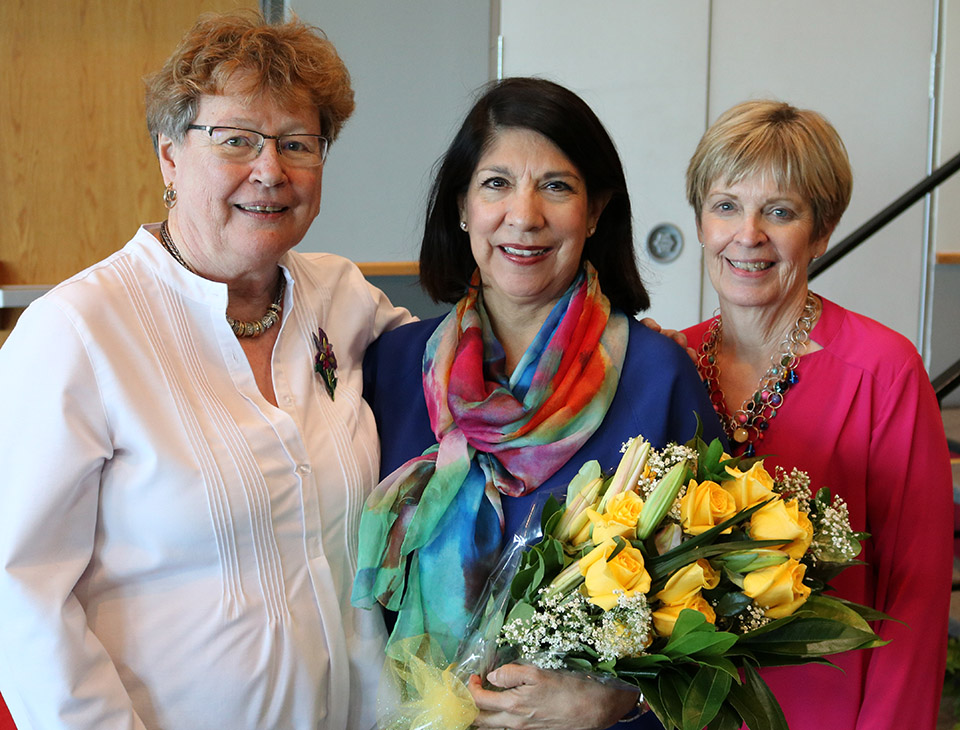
[810,495,860,563]
[500,587,654,668]
[774,467,812,510]
[739,602,773,633]
[593,592,654,661]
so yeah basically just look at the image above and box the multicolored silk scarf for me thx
[352,263,628,659]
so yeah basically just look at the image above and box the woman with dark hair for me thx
[353,77,722,729]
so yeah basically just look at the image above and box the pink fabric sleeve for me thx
[854,355,953,729]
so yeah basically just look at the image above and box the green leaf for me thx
[503,600,534,627]
[706,703,743,730]
[539,537,566,581]
[594,658,617,674]
[797,595,876,628]
[618,653,673,667]
[726,664,788,730]
[745,651,838,669]
[682,665,733,730]
[636,678,676,730]
[662,610,739,659]
[608,535,628,561]
[510,564,537,602]
[701,438,725,478]
[738,616,880,656]
[540,495,564,534]
[827,595,895,623]
[665,630,739,659]
[712,591,753,618]
[564,656,593,672]
[688,654,741,681]
[666,606,709,640]
[516,549,546,602]
[658,669,692,729]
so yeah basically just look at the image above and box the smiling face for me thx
[698,176,830,315]
[156,77,324,282]
[460,127,604,320]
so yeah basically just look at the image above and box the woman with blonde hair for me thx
[683,99,952,729]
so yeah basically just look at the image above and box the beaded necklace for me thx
[696,292,821,456]
[158,220,285,338]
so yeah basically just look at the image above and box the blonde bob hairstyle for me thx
[685,100,852,242]
[145,10,354,153]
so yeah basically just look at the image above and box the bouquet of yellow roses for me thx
[487,427,886,730]
[377,427,887,730]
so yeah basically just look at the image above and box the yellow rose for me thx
[605,491,645,528]
[586,491,644,542]
[579,538,651,610]
[655,559,720,605]
[743,558,811,618]
[749,498,813,559]
[722,461,775,510]
[680,479,737,535]
[652,593,717,636]
[585,508,635,543]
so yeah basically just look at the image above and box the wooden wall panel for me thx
[0,0,255,345]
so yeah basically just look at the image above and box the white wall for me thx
[288,1,953,367]
[291,1,492,263]
[499,0,711,329]
[705,1,936,347]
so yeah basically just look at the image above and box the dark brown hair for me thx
[419,77,649,315]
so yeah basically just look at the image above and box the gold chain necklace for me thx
[158,220,285,338]
[696,292,821,456]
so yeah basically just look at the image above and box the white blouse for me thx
[0,225,413,729]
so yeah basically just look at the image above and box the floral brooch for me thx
[312,327,338,400]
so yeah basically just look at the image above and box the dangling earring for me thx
[459,221,468,232]
[163,182,177,209]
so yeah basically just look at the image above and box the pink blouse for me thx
[684,296,953,730]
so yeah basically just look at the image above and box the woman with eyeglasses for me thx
[0,11,411,729]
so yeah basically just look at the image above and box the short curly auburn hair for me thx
[144,10,354,152]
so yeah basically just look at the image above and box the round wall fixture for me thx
[646,223,683,263]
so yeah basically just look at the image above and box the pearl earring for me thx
[459,221,468,232]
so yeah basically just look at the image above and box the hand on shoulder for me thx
[640,317,697,364]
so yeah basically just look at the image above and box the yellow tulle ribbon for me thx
[378,635,479,730]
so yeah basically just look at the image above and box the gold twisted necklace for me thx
[696,292,821,456]
[158,220,285,338]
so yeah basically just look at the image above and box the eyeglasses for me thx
[187,125,329,167]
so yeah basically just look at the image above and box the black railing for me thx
[808,150,960,404]
[933,359,960,405]
[810,149,960,278]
